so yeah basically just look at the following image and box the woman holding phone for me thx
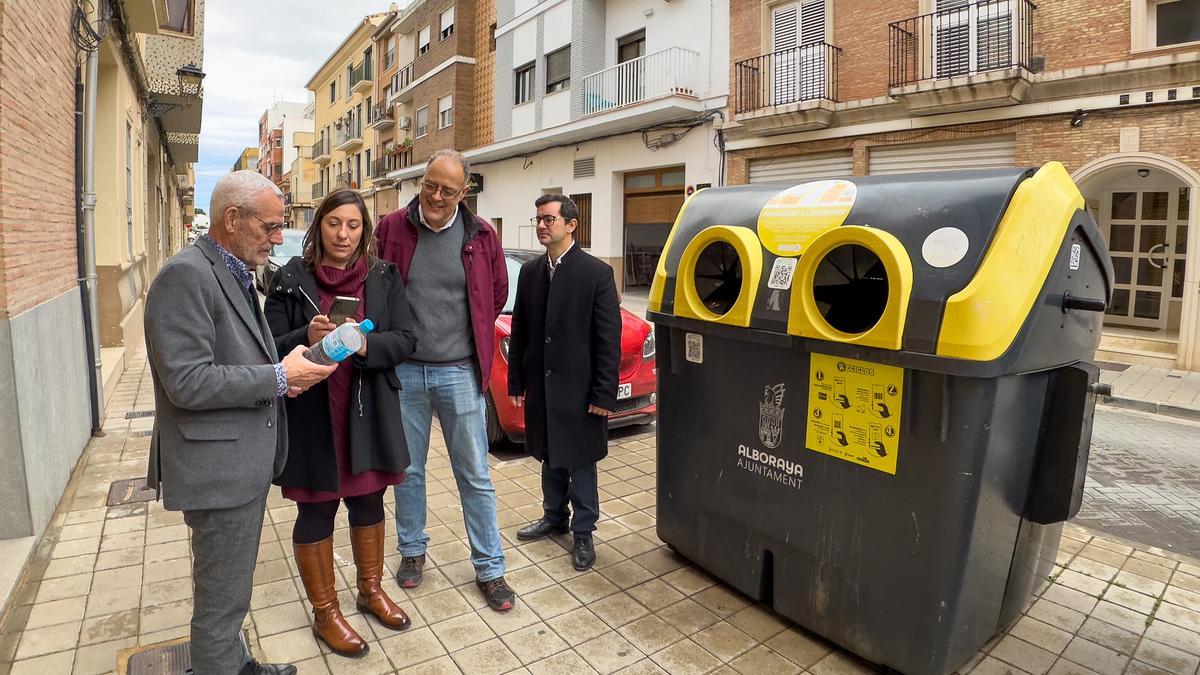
[265,188,417,657]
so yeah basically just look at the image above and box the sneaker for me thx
[395,554,425,589]
[476,576,516,612]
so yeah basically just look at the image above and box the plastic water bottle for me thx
[304,319,375,365]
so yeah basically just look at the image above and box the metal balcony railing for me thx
[335,116,363,147]
[311,138,329,159]
[582,47,700,116]
[734,42,841,114]
[889,0,1036,87]
[312,182,325,200]
[334,170,356,189]
[368,100,394,127]
[350,60,373,90]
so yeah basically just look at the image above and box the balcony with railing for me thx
[333,170,357,190]
[283,192,293,207]
[312,137,330,165]
[390,64,416,102]
[368,100,395,130]
[334,115,364,152]
[734,42,841,132]
[889,0,1036,114]
[312,181,325,201]
[372,156,394,185]
[582,48,700,117]
[351,60,374,95]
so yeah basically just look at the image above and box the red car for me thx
[485,249,658,446]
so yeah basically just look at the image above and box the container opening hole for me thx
[813,244,889,334]
[693,240,742,316]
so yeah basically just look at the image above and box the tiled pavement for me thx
[1099,365,1200,421]
[5,355,1200,675]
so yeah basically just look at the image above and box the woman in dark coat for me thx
[264,189,416,658]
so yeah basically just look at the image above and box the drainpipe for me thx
[77,49,105,434]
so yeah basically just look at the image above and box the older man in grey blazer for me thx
[145,171,336,675]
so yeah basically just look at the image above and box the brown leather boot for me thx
[294,537,369,657]
[351,521,412,630]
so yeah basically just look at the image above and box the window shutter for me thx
[799,0,825,45]
[772,5,798,51]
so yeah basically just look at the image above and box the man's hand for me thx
[281,345,338,392]
[588,404,612,417]
[510,395,524,408]
[307,314,336,346]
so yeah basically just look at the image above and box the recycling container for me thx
[647,162,1113,675]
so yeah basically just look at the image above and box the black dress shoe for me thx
[517,518,569,541]
[238,659,297,675]
[572,535,596,571]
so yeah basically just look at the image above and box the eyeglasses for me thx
[421,180,464,200]
[246,211,286,234]
[530,215,564,226]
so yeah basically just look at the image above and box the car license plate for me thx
[617,383,632,400]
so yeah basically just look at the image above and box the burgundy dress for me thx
[282,261,404,503]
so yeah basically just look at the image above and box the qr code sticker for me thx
[768,257,798,290]
[685,333,703,364]
[1069,243,1081,270]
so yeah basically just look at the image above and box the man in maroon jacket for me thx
[375,149,515,611]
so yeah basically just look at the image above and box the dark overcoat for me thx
[264,256,417,492]
[507,248,621,468]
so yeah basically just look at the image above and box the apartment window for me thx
[160,0,194,34]
[274,138,282,148]
[346,66,353,98]
[385,38,396,69]
[617,29,646,64]
[545,46,570,93]
[570,193,592,248]
[440,7,455,40]
[438,95,453,128]
[419,26,431,54]
[384,84,392,100]
[416,106,429,137]
[366,149,372,176]
[1150,0,1200,47]
[329,80,336,103]
[514,62,535,104]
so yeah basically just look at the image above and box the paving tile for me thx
[35,573,92,603]
[728,644,802,675]
[412,588,473,624]
[1077,617,1140,656]
[1087,601,1150,636]
[576,631,644,674]
[725,605,789,642]
[627,579,686,612]
[1061,637,1130,675]
[1164,586,1200,613]
[476,598,542,636]
[546,607,609,647]
[500,622,570,665]
[251,600,310,637]
[1115,570,1169,598]
[990,635,1057,674]
[13,620,81,659]
[613,658,669,675]
[524,585,583,621]
[618,614,686,655]
[429,607,494,648]
[78,608,138,647]
[1008,616,1074,655]
[561,571,620,604]
[84,586,142,619]
[1057,570,1110,597]
[527,648,598,675]
[590,591,650,629]
[650,637,721,674]
[258,626,322,663]
[1028,599,1088,633]
[1144,620,1200,656]
[692,621,757,663]
[42,554,98,580]
[1068,557,1120,583]
[597,560,655,591]
[91,565,142,592]
[379,625,448,670]
[73,636,135,675]
[806,650,879,674]
[661,567,715,597]
[1133,638,1200,675]
[9,650,76,675]
[449,637,522,675]
[971,655,1030,674]
[656,599,720,636]
[25,597,87,629]
[138,598,192,635]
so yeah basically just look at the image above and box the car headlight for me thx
[500,336,510,362]
[642,331,655,360]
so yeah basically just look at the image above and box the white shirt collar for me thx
[547,241,575,272]
[418,203,459,232]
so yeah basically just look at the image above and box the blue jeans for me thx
[394,362,506,582]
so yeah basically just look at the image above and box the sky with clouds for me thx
[195,0,407,212]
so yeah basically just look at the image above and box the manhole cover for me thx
[107,478,156,506]
[125,410,156,419]
[120,637,189,675]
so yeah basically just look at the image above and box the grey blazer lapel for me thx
[196,238,271,359]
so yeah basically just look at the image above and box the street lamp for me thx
[148,63,206,117]
[176,63,205,98]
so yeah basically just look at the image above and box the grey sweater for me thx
[406,211,475,363]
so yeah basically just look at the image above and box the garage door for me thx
[749,151,855,184]
[868,137,1016,175]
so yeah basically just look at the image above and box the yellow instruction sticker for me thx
[806,353,904,475]
[757,179,857,257]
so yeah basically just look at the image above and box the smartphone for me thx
[328,296,361,325]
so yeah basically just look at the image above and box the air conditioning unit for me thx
[398,116,412,130]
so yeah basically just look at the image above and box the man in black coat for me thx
[508,194,622,570]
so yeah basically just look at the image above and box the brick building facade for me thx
[725,0,1200,369]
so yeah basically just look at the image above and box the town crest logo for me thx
[758,383,786,449]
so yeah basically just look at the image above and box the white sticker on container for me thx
[685,333,703,364]
[921,227,970,268]
[767,257,798,290]
[1070,243,1081,270]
